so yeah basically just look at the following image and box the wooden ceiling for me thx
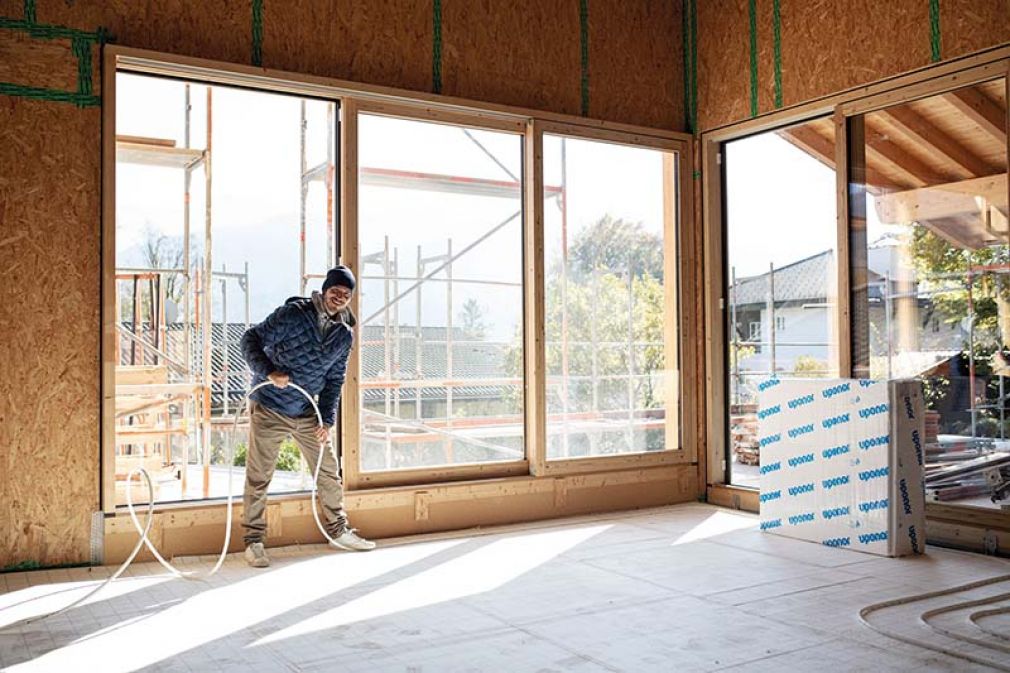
[777,80,1009,250]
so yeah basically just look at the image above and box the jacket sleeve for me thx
[241,305,291,377]
[317,334,352,427]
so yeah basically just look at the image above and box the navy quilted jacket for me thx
[241,296,355,426]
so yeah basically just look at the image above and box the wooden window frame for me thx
[101,46,693,513]
[530,120,694,478]
[702,44,1010,529]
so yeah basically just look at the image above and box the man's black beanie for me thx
[322,265,356,293]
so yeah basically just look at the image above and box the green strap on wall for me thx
[929,0,941,62]
[72,35,92,97]
[772,0,782,108]
[682,0,697,134]
[252,0,263,67]
[0,6,105,107]
[748,0,758,117]
[432,0,443,94]
[0,81,99,106]
[580,0,589,116]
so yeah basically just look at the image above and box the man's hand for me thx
[268,371,290,388]
[315,424,332,444]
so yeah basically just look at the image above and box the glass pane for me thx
[724,119,840,488]
[358,115,525,471]
[543,135,678,460]
[850,79,1009,509]
[114,73,336,505]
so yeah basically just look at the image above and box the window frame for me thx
[342,100,531,489]
[101,46,693,512]
[529,120,694,478]
[702,45,1010,525]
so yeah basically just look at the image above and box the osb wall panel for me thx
[778,0,928,112]
[588,0,683,130]
[698,0,1010,131]
[0,98,101,568]
[442,0,582,117]
[36,1,250,66]
[942,0,1010,61]
[261,0,432,93]
[0,29,78,92]
[697,0,750,131]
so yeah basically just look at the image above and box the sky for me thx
[116,73,670,341]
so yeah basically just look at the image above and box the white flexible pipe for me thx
[2,380,340,630]
[859,572,1010,672]
[969,605,1010,641]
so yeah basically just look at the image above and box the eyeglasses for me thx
[329,287,353,300]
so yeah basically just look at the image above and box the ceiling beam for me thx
[864,123,947,187]
[777,126,835,168]
[943,89,1007,144]
[874,173,1008,223]
[879,107,994,179]
[777,126,901,191]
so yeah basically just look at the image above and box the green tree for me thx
[505,214,668,415]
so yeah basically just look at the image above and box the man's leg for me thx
[290,417,349,538]
[242,402,287,546]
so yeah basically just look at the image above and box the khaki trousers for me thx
[242,401,347,545]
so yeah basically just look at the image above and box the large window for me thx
[356,114,525,472]
[113,73,336,505]
[723,120,839,488]
[849,80,1009,509]
[543,135,679,460]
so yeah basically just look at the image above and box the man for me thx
[240,265,375,568]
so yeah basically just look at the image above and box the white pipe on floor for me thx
[859,571,1010,671]
[1,380,342,630]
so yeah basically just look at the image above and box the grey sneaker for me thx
[244,542,270,568]
[329,528,376,552]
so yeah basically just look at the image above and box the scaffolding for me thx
[355,133,667,467]
[115,84,249,502]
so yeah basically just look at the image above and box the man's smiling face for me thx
[324,285,352,314]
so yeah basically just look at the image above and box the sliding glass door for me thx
[848,78,1010,510]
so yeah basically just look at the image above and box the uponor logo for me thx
[908,525,920,553]
[760,519,782,530]
[858,498,888,513]
[858,531,888,544]
[787,424,814,439]
[759,461,781,474]
[899,478,912,515]
[759,490,781,503]
[858,379,875,388]
[858,404,888,419]
[822,444,850,459]
[788,512,815,525]
[822,475,849,490]
[760,434,782,448]
[787,394,815,409]
[858,435,889,450]
[758,404,781,420]
[822,382,851,398]
[758,378,780,392]
[822,413,850,429]
[788,483,815,496]
[823,537,851,547]
[788,453,814,468]
[822,506,850,520]
[903,395,916,420]
[858,467,889,481]
[911,430,923,466]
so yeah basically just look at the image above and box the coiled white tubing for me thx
[5,380,339,629]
